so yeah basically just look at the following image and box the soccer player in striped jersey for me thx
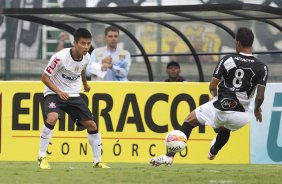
[150,27,268,166]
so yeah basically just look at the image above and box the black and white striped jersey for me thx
[212,52,268,112]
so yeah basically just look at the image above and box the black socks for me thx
[87,130,98,134]
[210,128,230,155]
[179,122,194,139]
[44,122,54,130]
[165,123,230,157]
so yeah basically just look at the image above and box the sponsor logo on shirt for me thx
[234,56,254,62]
[62,73,80,81]
[119,50,127,60]
[220,98,237,109]
[46,57,60,74]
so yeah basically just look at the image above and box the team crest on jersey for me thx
[75,66,80,73]
[48,102,56,109]
[119,50,127,60]
[62,73,80,81]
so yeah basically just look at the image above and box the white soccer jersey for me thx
[43,48,90,97]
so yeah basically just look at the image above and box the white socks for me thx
[88,132,102,164]
[38,124,53,158]
[39,124,102,164]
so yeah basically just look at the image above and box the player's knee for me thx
[184,111,200,127]
[91,121,97,130]
[46,112,59,125]
[81,120,97,131]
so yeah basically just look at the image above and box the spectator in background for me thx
[167,36,214,64]
[94,33,105,48]
[55,31,72,52]
[164,61,186,82]
[191,36,214,63]
[86,26,131,81]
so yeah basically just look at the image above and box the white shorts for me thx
[195,98,251,131]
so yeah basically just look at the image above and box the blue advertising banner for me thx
[251,83,282,164]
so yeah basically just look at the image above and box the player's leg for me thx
[38,112,58,169]
[69,97,109,168]
[208,127,230,160]
[208,110,250,160]
[38,112,58,157]
[166,110,201,157]
[80,119,109,168]
[150,110,201,166]
[150,99,216,166]
[38,95,61,169]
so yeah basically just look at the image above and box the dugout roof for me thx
[1,3,282,81]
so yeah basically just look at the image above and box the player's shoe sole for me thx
[38,157,51,169]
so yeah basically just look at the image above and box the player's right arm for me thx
[42,54,69,100]
[41,73,69,100]
[210,57,225,98]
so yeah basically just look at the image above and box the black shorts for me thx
[44,94,94,124]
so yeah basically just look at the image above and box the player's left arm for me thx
[254,85,265,122]
[81,69,90,92]
[209,77,220,97]
[254,65,268,122]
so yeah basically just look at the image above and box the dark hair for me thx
[166,61,180,69]
[235,27,254,47]
[104,26,119,36]
[74,28,92,41]
[88,45,94,54]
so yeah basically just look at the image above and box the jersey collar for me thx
[239,52,253,57]
[70,48,83,62]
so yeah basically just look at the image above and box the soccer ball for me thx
[165,130,187,152]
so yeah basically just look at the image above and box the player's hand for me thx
[254,108,262,122]
[101,63,108,71]
[102,56,112,64]
[58,91,69,101]
[84,83,91,92]
[59,32,68,41]
[101,62,112,71]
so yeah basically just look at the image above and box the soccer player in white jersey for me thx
[38,28,109,169]
[150,27,268,166]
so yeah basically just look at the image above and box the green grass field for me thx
[0,162,281,184]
